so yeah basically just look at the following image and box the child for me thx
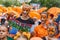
[0,25,14,40]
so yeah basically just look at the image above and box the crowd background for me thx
[0,0,60,40]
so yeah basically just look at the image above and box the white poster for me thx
[30,3,40,9]
[19,0,31,3]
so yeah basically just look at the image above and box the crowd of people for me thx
[0,4,60,40]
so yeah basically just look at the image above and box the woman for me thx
[16,11,34,24]
[16,5,34,27]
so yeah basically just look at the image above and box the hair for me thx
[41,12,48,18]
[50,14,54,18]
[0,25,9,31]
[1,18,6,25]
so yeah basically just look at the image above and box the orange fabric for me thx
[2,7,7,13]
[55,34,60,38]
[12,7,22,15]
[47,7,60,17]
[34,24,48,37]
[29,11,41,20]
[37,7,47,13]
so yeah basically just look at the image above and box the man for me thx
[0,25,14,40]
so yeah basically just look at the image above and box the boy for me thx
[0,25,14,40]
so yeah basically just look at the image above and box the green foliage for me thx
[0,0,3,4]
[14,1,21,6]
[30,0,60,8]
[0,0,60,8]
[3,1,13,7]
[2,0,21,7]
